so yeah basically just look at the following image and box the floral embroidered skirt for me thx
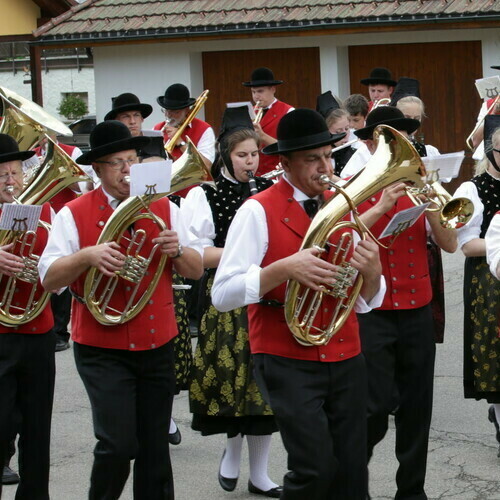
[189,275,277,437]
[463,257,500,403]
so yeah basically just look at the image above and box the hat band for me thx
[277,130,332,150]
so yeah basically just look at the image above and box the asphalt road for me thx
[3,250,500,499]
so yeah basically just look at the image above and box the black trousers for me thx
[74,341,176,500]
[49,289,71,342]
[253,353,368,500]
[358,306,436,500]
[0,331,55,500]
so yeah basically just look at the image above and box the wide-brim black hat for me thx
[316,91,342,119]
[0,133,35,162]
[389,77,420,106]
[218,106,254,143]
[104,93,153,121]
[262,108,346,155]
[157,83,196,110]
[76,121,150,164]
[242,67,283,87]
[360,67,397,87]
[354,106,420,140]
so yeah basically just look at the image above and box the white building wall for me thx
[91,26,499,129]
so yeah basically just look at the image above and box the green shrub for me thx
[58,94,88,120]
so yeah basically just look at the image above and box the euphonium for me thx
[284,125,427,347]
[0,137,90,326]
[84,138,212,326]
[0,86,72,151]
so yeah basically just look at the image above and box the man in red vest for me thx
[243,67,294,176]
[212,109,385,499]
[154,83,215,167]
[0,134,55,499]
[360,67,397,113]
[39,121,203,499]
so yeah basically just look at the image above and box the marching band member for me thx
[212,109,386,499]
[0,134,55,499]
[458,116,500,458]
[39,121,203,499]
[154,83,215,167]
[355,118,457,498]
[360,67,397,113]
[344,93,369,132]
[105,92,166,159]
[242,67,294,176]
[184,107,279,497]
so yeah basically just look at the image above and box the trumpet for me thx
[165,90,209,155]
[466,94,500,151]
[372,97,391,110]
[254,101,264,125]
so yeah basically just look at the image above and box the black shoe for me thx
[55,338,70,352]
[2,465,20,485]
[218,450,238,492]
[248,480,283,498]
[488,405,500,443]
[168,427,181,446]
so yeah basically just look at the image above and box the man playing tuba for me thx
[39,121,203,499]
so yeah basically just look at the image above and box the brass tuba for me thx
[84,138,212,326]
[0,136,90,326]
[0,86,72,151]
[284,125,427,347]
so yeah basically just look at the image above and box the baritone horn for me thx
[284,125,427,347]
[0,86,72,151]
[84,138,212,325]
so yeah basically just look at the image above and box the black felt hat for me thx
[360,67,397,87]
[218,106,254,143]
[76,121,150,164]
[104,93,153,121]
[484,115,500,169]
[354,106,420,140]
[242,67,283,87]
[157,84,196,110]
[0,133,35,163]
[389,78,420,106]
[316,91,342,119]
[262,108,346,155]
[491,65,500,70]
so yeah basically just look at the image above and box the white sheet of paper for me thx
[379,203,429,240]
[226,101,255,120]
[0,204,42,232]
[475,76,500,100]
[129,160,172,197]
[421,151,465,181]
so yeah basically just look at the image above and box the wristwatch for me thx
[179,140,186,147]
[172,243,184,259]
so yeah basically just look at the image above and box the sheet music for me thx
[226,101,256,120]
[421,151,465,180]
[475,76,500,100]
[379,203,429,240]
[0,204,42,232]
[129,160,173,197]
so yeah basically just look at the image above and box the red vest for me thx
[487,97,499,115]
[0,203,54,334]
[247,178,361,362]
[258,100,293,176]
[357,194,432,310]
[153,117,211,161]
[34,143,78,213]
[67,187,177,350]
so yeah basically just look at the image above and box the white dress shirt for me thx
[189,123,216,163]
[211,174,386,313]
[486,214,500,279]
[38,188,203,285]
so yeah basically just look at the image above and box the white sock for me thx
[493,403,500,425]
[220,434,243,479]
[247,434,279,491]
[169,418,177,434]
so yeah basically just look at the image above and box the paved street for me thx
[3,250,500,499]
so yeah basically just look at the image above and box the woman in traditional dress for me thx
[454,116,500,457]
[183,107,281,497]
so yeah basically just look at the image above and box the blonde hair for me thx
[474,126,500,175]
[396,96,426,119]
[325,108,349,129]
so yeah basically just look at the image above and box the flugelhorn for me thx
[284,125,427,347]
[165,90,209,155]
[84,138,212,325]
[0,86,72,151]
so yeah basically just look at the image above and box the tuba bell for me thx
[284,125,427,347]
[84,138,212,326]
[0,137,90,326]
